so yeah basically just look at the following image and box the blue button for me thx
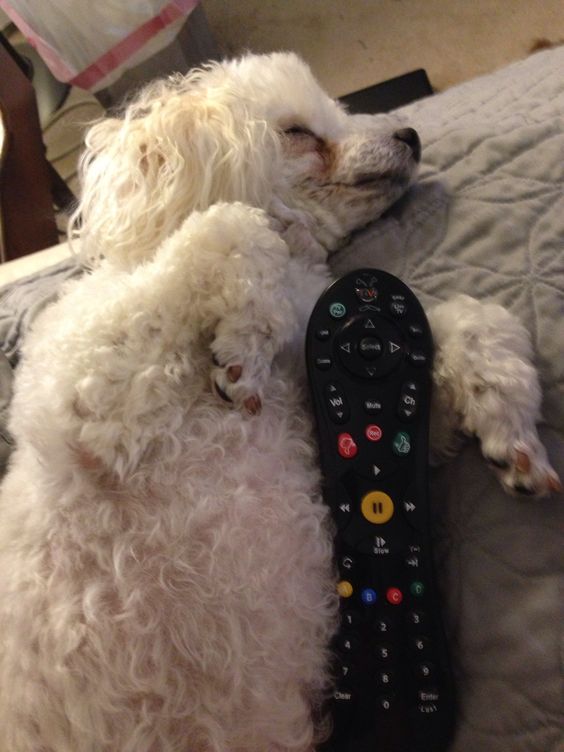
[361,588,377,605]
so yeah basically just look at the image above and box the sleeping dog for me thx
[0,52,559,751]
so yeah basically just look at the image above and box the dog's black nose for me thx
[393,127,421,162]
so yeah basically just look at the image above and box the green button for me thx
[392,430,411,456]
[410,581,425,597]
[329,302,347,319]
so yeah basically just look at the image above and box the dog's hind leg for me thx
[427,294,561,497]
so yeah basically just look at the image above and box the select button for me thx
[358,337,383,360]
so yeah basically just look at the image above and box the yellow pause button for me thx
[361,491,394,524]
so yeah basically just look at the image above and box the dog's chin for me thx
[333,170,417,233]
[354,166,417,208]
[351,164,415,191]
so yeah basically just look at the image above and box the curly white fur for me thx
[0,52,559,752]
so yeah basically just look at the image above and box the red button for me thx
[386,587,403,605]
[338,433,358,459]
[365,424,383,442]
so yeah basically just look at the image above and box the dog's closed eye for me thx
[282,125,331,168]
[283,125,316,138]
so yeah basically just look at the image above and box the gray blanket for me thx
[332,46,564,752]
[1,46,562,752]
[0,258,81,470]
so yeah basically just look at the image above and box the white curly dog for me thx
[0,52,560,751]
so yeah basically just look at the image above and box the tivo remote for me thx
[306,269,455,752]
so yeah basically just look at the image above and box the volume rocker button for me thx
[325,382,350,424]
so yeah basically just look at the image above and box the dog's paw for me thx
[211,354,265,416]
[482,436,562,499]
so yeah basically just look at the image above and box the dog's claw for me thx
[548,473,563,494]
[227,365,242,383]
[484,440,562,499]
[211,357,263,415]
[244,395,262,415]
[515,449,531,474]
[213,381,233,403]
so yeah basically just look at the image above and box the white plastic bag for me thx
[0,0,199,91]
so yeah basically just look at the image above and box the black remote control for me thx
[306,269,455,752]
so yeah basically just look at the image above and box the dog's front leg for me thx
[427,295,561,497]
[11,203,296,481]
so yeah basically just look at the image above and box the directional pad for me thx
[336,315,405,379]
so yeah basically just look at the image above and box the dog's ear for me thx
[72,80,281,269]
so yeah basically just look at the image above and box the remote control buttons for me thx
[315,355,332,370]
[365,424,383,442]
[375,617,392,635]
[336,315,405,380]
[315,326,331,341]
[325,382,350,424]
[336,497,353,527]
[410,636,430,653]
[376,670,396,689]
[361,588,378,605]
[417,688,440,704]
[417,689,440,716]
[337,663,353,682]
[405,552,421,570]
[337,433,358,459]
[377,696,395,713]
[398,381,419,421]
[375,644,393,662]
[364,397,382,414]
[386,587,404,606]
[358,337,382,359]
[361,491,394,524]
[407,610,426,628]
[355,283,378,304]
[342,609,362,628]
[409,350,428,367]
[354,532,394,557]
[410,581,425,598]
[392,431,412,456]
[402,489,425,530]
[337,580,354,598]
[339,554,355,572]
[339,634,360,654]
[329,302,347,319]
[389,294,407,317]
[333,687,354,704]
[416,662,435,680]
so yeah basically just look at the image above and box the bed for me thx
[332,45,564,752]
[1,45,563,752]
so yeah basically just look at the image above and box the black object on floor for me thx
[339,69,433,114]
